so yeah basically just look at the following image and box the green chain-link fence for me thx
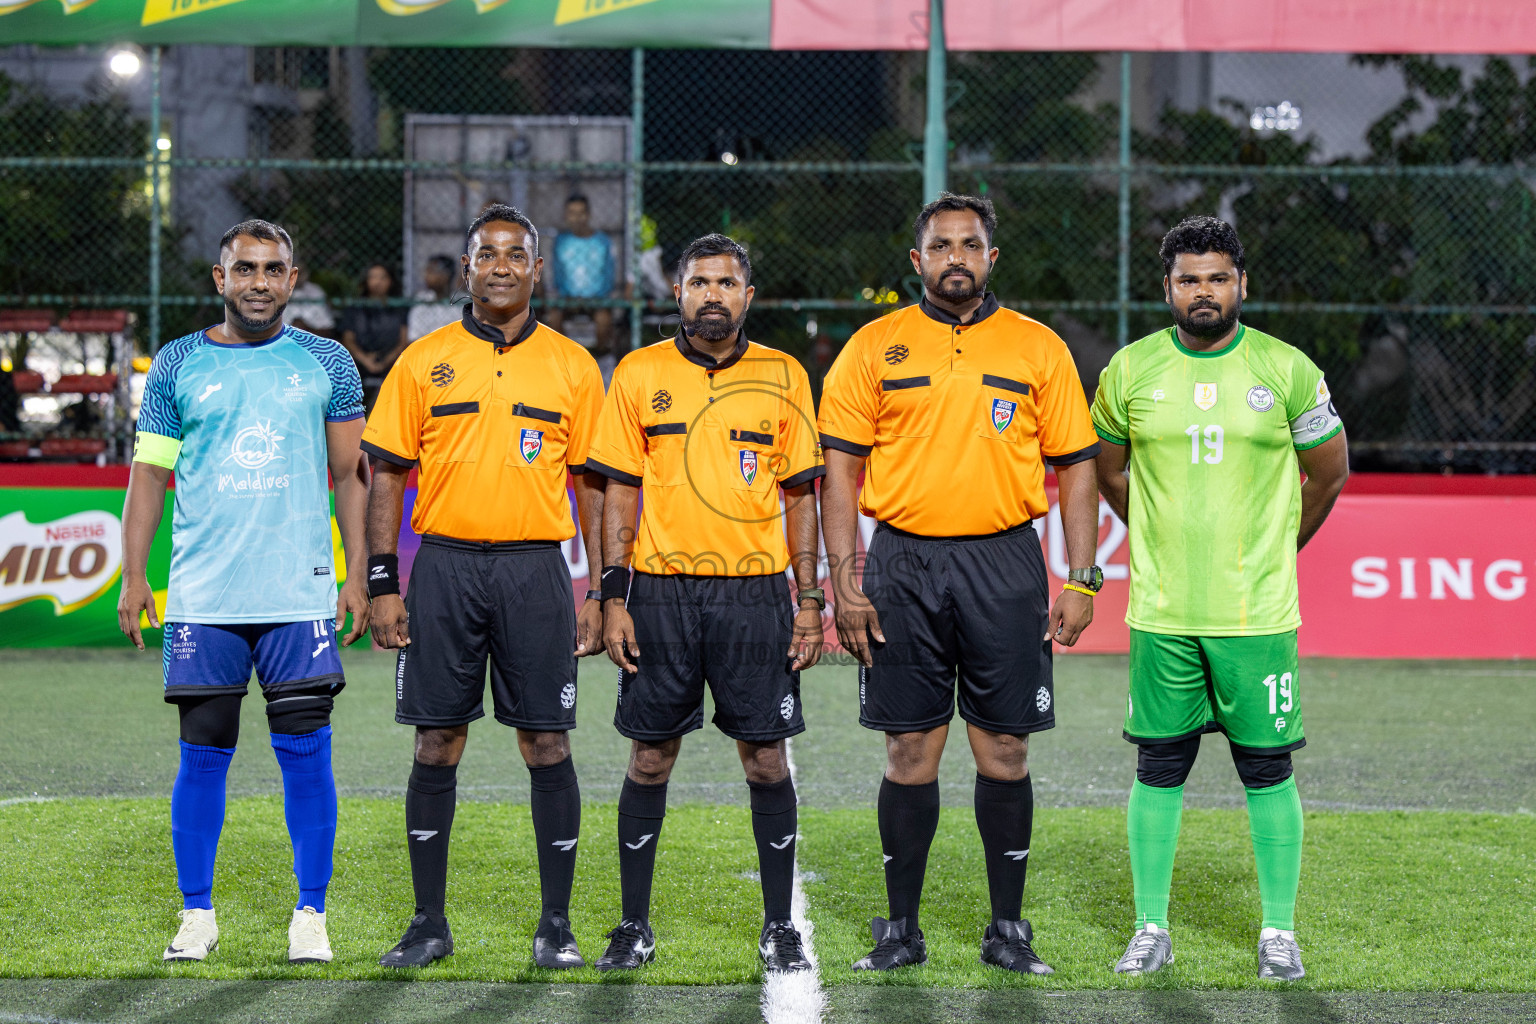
[2,46,1534,471]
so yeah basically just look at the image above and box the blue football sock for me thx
[270,726,337,913]
[171,740,235,911]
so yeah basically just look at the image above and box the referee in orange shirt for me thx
[361,204,606,970]
[583,234,824,973]
[818,193,1103,974]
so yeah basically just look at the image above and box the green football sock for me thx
[1245,776,1303,931]
[1127,780,1184,929]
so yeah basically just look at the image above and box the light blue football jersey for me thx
[136,326,364,624]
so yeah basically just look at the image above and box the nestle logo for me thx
[44,523,105,542]
[431,363,454,387]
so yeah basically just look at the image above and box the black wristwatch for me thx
[1068,566,1105,593]
[797,587,826,611]
[584,589,602,603]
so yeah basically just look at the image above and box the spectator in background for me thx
[285,265,335,338]
[340,263,409,412]
[544,194,620,353]
[408,254,462,342]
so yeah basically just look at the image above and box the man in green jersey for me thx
[1092,216,1348,981]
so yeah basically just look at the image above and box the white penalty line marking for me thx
[759,735,826,1024]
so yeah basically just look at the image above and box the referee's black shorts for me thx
[859,520,1054,736]
[395,535,577,730]
[616,571,805,743]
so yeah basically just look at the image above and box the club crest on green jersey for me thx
[992,398,1016,433]
[1193,382,1218,410]
[739,449,759,485]
[520,428,543,463]
[1247,385,1275,412]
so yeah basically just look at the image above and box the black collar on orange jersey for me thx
[460,303,540,347]
[919,290,1000,328]
[673,329,748,371]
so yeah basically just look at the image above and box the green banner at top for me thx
[0,0,771,46]
[360,0,768,47]
[0,0,358,44]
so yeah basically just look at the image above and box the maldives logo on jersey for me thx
[520,429,543,464]
[1194,382,1219,411]
[223,421,286,470]
[991,398,1016,433]
[739,449,759,486]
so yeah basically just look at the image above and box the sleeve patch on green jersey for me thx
[133,431,181,469]
[1289,385,1343,450]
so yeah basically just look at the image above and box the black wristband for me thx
[367,553,400,599]
[584,589,602,602]
[600,565,630,602]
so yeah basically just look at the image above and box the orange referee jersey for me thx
[585,334,823,576]
[818,294,1098,536]
[361,308,603,543]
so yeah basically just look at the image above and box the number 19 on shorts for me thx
[1262,670,1294,723]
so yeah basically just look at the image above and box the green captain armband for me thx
[133,431,182,469]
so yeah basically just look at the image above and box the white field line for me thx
[759,736,826,1024]
[0,1013,107,1024]
[0,797,56,808]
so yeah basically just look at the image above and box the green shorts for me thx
[1125,628,1304,752]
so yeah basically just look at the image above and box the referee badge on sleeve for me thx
[520,428,544,464]
[991,398,1016,433]
[739,449,759,485]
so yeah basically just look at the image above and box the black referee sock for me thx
[748,775,798,926]
[405,760,458,918]
[528,756,581,922]
[616,776,668,925]
[878,776,940,931]
[974,772,1034,924]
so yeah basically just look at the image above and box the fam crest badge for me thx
[1193,382,1218,411]
[739,449,759,485]
[991,398,1016,433]
[520,428,543,464]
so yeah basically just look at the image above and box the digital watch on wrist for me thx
[1067,566,1104,593]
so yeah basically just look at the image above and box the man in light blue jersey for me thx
[118,220,371,966]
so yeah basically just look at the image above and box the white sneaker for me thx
[164,908,218,962]
[288,906,333,964]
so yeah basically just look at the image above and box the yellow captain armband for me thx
[133,431,182,469]
[1061,582,1098,597]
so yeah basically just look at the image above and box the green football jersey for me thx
[1091,324,1341,636]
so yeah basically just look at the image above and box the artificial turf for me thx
[1,646,1533,1022]
[0,795,1529,992]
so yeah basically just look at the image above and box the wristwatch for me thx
[797,587,826,611]
[584,589,602,603]
[1067,566,1104,593]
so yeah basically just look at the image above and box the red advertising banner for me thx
[1296,494,1536,660]
[6,465,1533,658]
